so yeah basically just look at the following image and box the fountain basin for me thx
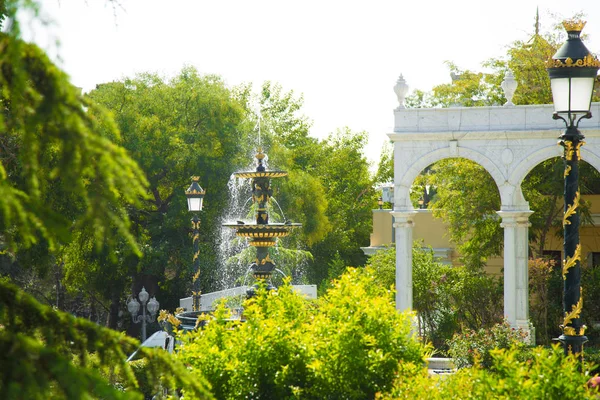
[234,171,288,179]
[180,285,317,312]
[223,223,302,239]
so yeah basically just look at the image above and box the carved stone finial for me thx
[501,70,518,106]
[394,74,409,110]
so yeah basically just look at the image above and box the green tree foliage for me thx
[0,5,148,256]
[176,268,427,399]
[236,82,374,285]
[405,62,504,108]
[0,0,157,323]
[428,159,502,268]
[308,128,376,283]
[0,2,212,397]
[374,140,393,186]
[85,68,249,306]
[0,279,213,399]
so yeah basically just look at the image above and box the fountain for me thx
[222,147,301,295]
[178,147,315,330]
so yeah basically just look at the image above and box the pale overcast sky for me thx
[24,0,600,166]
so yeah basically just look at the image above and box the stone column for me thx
[497,210,533,331]
[392,211,417,312]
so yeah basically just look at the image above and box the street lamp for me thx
[185,176,205,311]
[127,287,160,342]
[547,20,600,357]
[378,197,384,210]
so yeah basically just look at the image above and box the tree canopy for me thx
[0,1,211,397]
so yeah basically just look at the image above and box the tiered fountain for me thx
[178,147,308,329]
[222,147,301,295]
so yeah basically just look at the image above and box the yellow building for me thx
[363,194,600,276]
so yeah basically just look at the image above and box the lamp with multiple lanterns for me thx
[127,287,160,342]
[547,20,600,357]
[185,176,206,311]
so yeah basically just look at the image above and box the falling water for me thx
[216,173,252,289]
[269,197,286,223]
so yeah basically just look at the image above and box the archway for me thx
[389,99,600,331]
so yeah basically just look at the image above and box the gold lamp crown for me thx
[562,20,586,32]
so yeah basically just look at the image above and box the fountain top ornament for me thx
[234,148,288,179]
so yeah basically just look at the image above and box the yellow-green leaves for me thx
[177,270,427,399]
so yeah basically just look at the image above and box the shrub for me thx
[369,244,503,350]
[582,265,600,347]
[176,269,428,399]
[447,320,530,369]
[382,345,597,400]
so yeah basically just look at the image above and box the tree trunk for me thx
[107,290,121,330]
[537,194,559,257]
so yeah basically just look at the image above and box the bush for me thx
[176,269,428,399]
[369,244,503,350]
[582,265,600,347]
[382,345,597,400]
[447,320,530,369]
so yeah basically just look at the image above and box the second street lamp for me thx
[185,176,205,312]
[547,20,600,357]
[127,287,160,342]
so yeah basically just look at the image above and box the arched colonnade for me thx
[390,102,600,331]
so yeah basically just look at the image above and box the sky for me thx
[22,0,600,167]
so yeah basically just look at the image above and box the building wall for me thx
[366,193,600,274]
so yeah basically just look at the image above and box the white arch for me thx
[395,145,506,210]
[509,144,562,188]
[510,145,600,191]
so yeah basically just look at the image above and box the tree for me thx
[0,1,211,397]
[428,159,502,268]
[0,6,148,256]
[0,0,151,319]
[234,82,374,286]
[85,68,249,312]
[307,128,376,284]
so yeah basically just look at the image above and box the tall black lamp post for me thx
[547,20,600,356]
[185,176,205,312]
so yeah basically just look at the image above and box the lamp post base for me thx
[557,334,588,358]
